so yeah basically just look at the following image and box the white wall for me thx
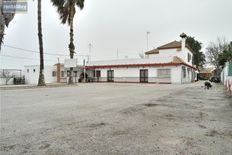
[24,65,57,84]
[93,66,188,84]
[87,57,173,66]
[147,48,193,66]
[171,66,182,84]
[0,78,14,85]
[221,64,229,85]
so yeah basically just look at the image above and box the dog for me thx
[204,81,212,89]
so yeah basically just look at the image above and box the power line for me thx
[3,45,66,56]
[2,44,89,57]
[0,54,57,62]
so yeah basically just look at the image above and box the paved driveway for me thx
[0,82,232,155]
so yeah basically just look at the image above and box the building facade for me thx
[23,33,196,85]
[86,33,196,84]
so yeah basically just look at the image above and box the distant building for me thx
[198,68,214,80]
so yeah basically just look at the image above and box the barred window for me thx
[157,69,171,78]
[188,53,192,62]
[182,66,186,78]
[74,71,77,77]
[52,71,56,77]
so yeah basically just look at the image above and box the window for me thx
[157,69,171,78]
[188,53,191,62]
[107,70,114,82]
[61,71,65,77]
[94,70,101,77]
[182,66,186,78]
[52,71,56,77]
[74,71,77,77]
[33,69,35,73]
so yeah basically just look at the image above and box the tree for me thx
[206,37,228,76]
[0,0,15,50]
[51,0,85,84]
[186,36,205,69]
[37,0,46,86]
[0,70,14,85]
[218,41,232,66]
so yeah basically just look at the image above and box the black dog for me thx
[204,81,212,89]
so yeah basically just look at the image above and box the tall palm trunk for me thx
[37,0,45,86]
[68,3,75,84]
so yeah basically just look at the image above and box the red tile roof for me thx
[86,56,196,70]
[145,41,193,54]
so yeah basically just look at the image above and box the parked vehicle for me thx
[209,77,220,83]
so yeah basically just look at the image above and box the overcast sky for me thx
[0,0,232,69]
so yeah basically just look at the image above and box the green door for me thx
[228,63,232,76]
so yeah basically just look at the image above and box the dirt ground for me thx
[0,82,232,155]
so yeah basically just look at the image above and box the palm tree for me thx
[51,0,85,84]
[0,0,15,50]
[37,0,46,86]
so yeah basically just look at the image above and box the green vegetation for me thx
[206,38,229,76]
[186,36,206,69]
[218,41,232,67]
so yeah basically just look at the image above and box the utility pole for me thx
[146,31,150,51]
[116,48,119,59]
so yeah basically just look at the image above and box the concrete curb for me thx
[0,83,79,90]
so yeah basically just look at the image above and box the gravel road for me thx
[0,82,232,155]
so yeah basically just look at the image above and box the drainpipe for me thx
[83,59,86,83]
[57,63,61,83]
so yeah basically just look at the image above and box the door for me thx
[140,69,148,83]
[107,70,114,82]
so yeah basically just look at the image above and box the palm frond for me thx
[51,0,85,25]
[75,0,84,9]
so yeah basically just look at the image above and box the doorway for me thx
[140,69,148,83]
[107,70,114,82]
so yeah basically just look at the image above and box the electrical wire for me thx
[0,54,57,62]
[2,44,89,57]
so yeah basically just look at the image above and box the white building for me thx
[86,33,196,84]
[24,64,83,84]
[24,33,197,84]
[24,65,57,84]
[220,62,232,95]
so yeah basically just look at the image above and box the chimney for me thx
[180,33,187,51]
